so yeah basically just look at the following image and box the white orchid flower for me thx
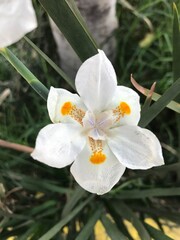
[32,50,164,195]
[0,0,37,48]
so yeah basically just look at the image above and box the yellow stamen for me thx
[89,137,103,152]
[88,137,106,164]
[113,101,131,123]
[90,151,106,164]
[61,101,85,125]
[70,106,85,125]
[61,102,73,115]
[119,102,131,115]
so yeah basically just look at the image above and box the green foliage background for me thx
[0,0,179,239]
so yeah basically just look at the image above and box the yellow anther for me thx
[113,101,131,123]
[119,102,131,116]
[90,151,106,164]
[61,101,85,125]
[61,102,72,115]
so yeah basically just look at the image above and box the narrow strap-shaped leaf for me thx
[106,203,134,240]
[151,92,179,113]
[39,195,94,240]
[62,186,86,218]
[109,201,151,240]
[38,0,98,62]
[75,207,102,240]
[173,4,180,156]
[0,48,49,101]
[138,162,180,176]
[144,223,173,240]
[0,170,71,194]
[24,36,75,89]
[108,187,180,199]
[118,0,153,31]
[173,3,180,81]
[139,78,180,127]
[101,214,128,240]
[141,82,156,114]
[133,206,180,225]
[131,76,179,112]
[18,224,41,240]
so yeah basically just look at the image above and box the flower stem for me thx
[0,139,33,153]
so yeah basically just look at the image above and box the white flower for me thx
[32,50,164,195]
[0,0,37,48]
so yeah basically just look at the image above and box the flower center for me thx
[61,101,131,136]
[82,111,112,140]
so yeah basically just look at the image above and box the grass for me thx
[0,0,179,239]
[116,0,173,91]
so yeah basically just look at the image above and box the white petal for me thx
[108,125,164,169]
[70,143,126,195]
[75,50,117,113]
[0,0,37,48]
[108,86,141,126]
[31,123,86,168]
[47,87,86,124]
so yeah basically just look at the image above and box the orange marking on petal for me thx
[90,151,106,164]
[113,101,131,123]
[119,102,131,115]
[61,102,72,115]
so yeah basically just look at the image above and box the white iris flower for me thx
[32,50,164,195]
[0,0,37,48]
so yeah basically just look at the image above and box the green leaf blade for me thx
[101,214,128,240]
[38,0,98,62]
[0,48,49,101]
[75,207,102,240]
[145,223,174,240]
[24,36,75,89]
[139,78,180,127]
[109,187,180,199]
[108,201,151,240]
[62,186,86,218]
[173,3,180,81]
[38,196,94,240]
